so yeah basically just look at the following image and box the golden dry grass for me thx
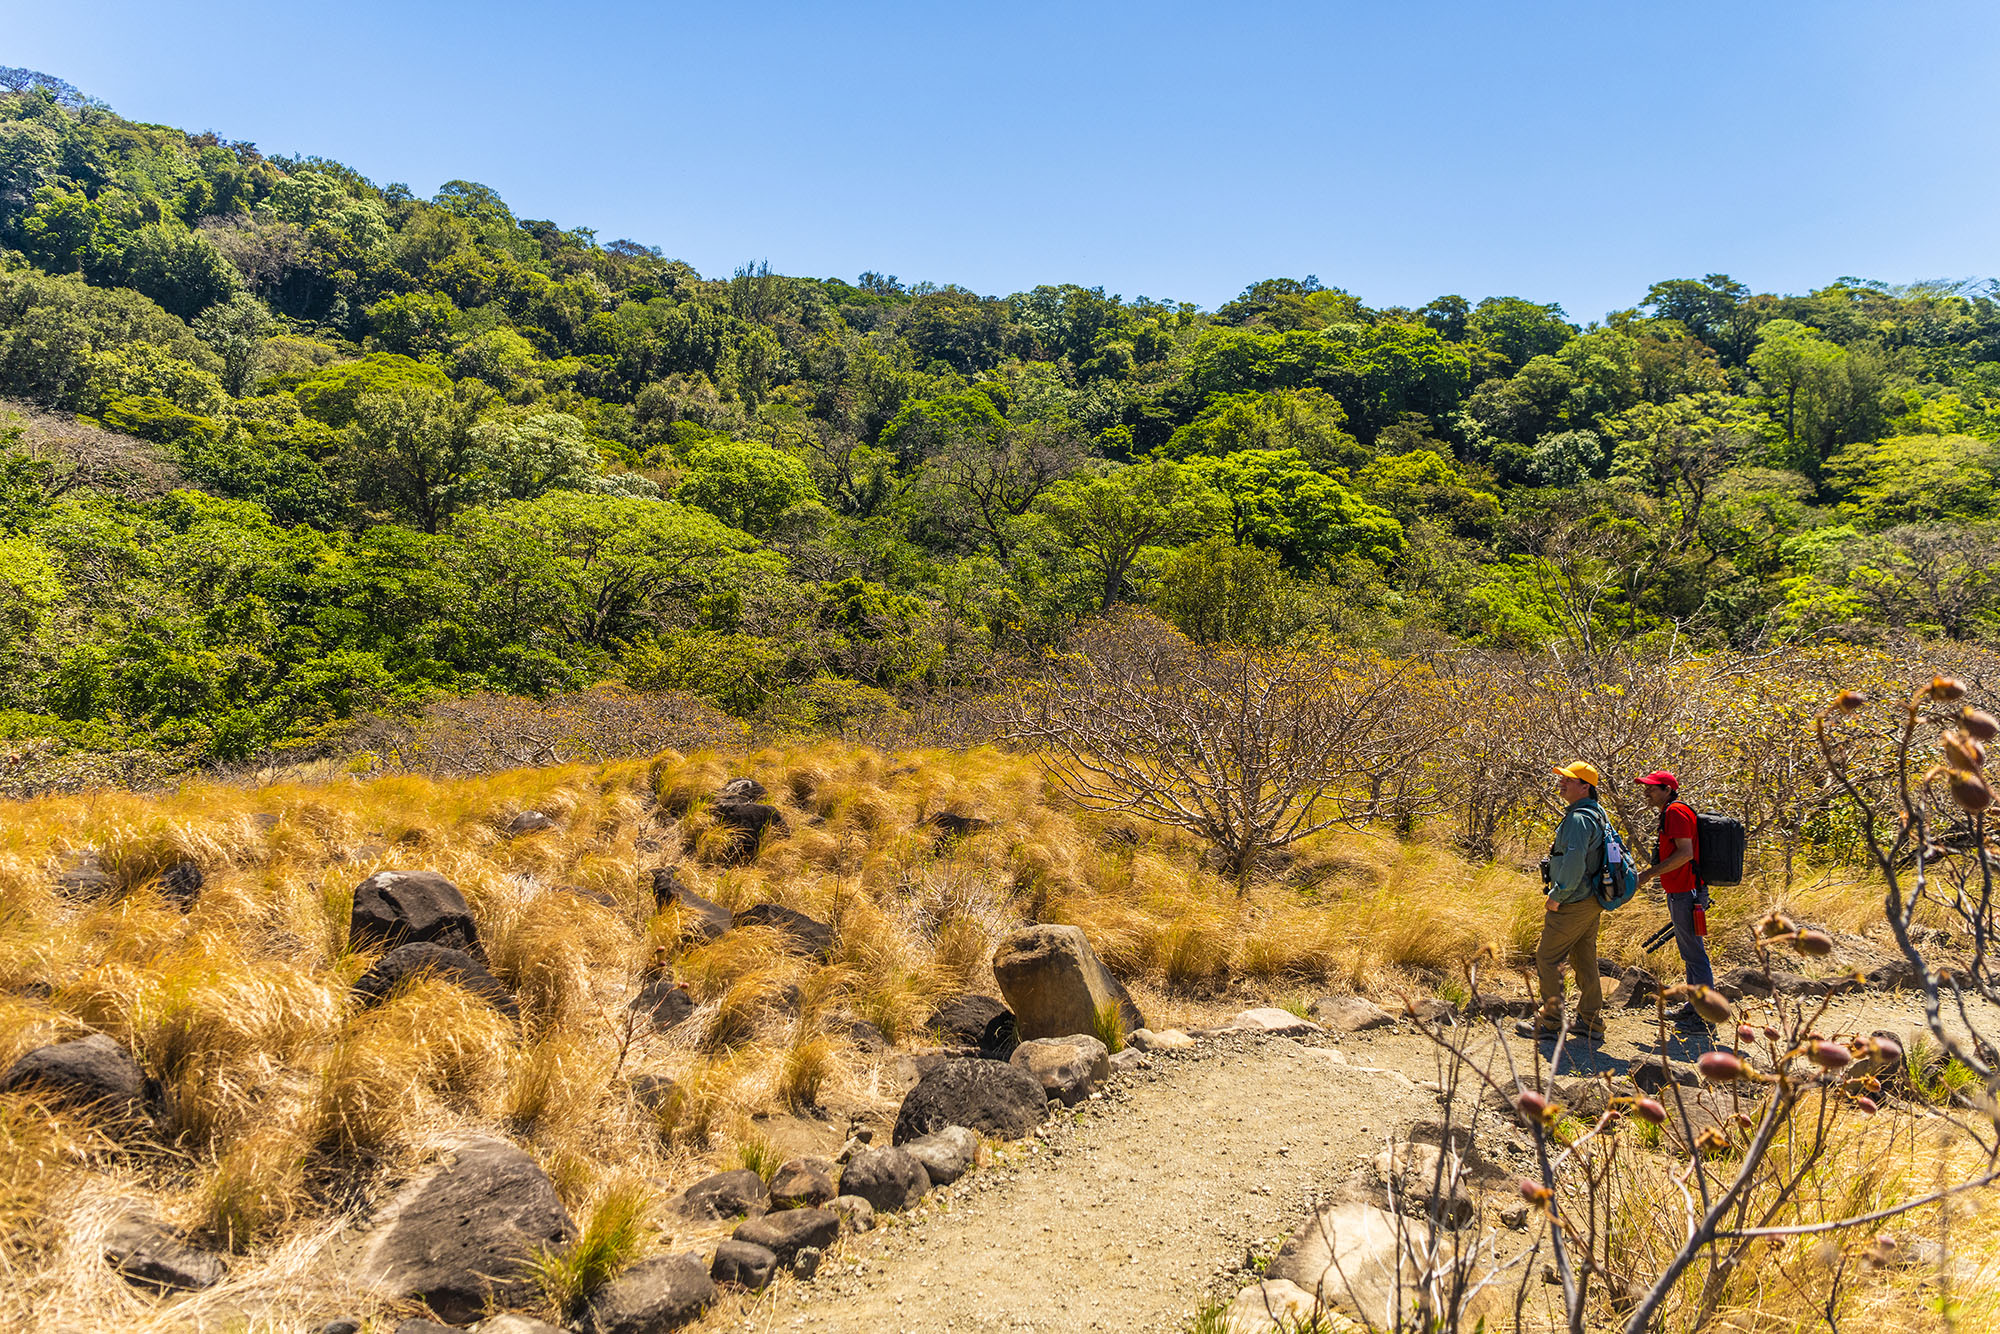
[0,736,1987,1332]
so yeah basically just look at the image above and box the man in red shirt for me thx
[1634,770,1715,1031]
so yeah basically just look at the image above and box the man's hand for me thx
[1546,895,1560,912]
[1635,866,1658,887]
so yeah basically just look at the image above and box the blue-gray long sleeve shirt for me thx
[1547,796,1607,903]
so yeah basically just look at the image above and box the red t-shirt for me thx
[1658,802,1698,895]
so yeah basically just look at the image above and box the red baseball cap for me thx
[1636,770,1679,787]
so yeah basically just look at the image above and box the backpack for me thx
[1691,809,1745,886]
[1591,811,1642,911]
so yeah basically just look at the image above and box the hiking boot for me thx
[1667,1004,1712,1032]
[1574,1021,1608,1042]
[1514,1018,1564,1041]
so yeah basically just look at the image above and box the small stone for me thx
[903,1126,978,1186]
[320,1322,362,1334]
[710,1239,778,1291]
[1127,1028,1195,1052]
[104,1214,226,1292]
[789,1245,823,1280]
[1309,996,1395,1032]
[477,1318,569,1334]
[769,1157,836,1208]
[732,1208,840,1266]
[831,1195,875,1233]
[839,1146,930,1213]
[1010,1035,1110,1107]
[674,1169,769,1221]
[580,1253,715,1334]
[1107,1047,1149,1074]
[1500,1203,1529,1230]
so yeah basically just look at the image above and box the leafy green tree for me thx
[1160,388,1364,467]
[674,436,820,535]
[118,224,241,319]
[1152,539,1294,644]
[1185,449,1404,569]
[463,410,621,504]
[1469,297,1575,373]
[340,385,485,532]
[1824,434,2000,529]
[191,293,272,396]
[294,352,452,428]
[1032,457,1224,610]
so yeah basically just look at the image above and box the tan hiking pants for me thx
[1535,896,1603,1029]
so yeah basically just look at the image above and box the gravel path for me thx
[729,1029,1443,1333]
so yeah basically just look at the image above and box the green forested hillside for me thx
[2,74,1998,774]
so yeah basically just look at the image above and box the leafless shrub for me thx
[351,686,747,777]
[1004,611,1439,881]
[0,399,182,500]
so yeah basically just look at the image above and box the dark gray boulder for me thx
[356,1136,574,1323]
[926,812,990,844]
[352,942,518,1020]
[926,995,1012,1049]
[893,1058,1048,1144]
[674,1169,768,1221]
[104,1214,226,1292]
[629,975,695,1031]
[731,903,832,958]
[158,860,204,908]
[710,1239,778,1291]
[769,1156,836,1208]
[717,777,767,805]
[1610,964,1660,1009]
[650,867,730,942]
[505,810,558,836]
[630,1073,678,1113]
[349,870,480,955]
[0,1034,146,1124]
[580,1253,715,1334]
[838,1146,930,1213]
[731,1208,839,1267]
[55,852,116,900]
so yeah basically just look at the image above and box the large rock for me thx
[674,1169,768,1221]
[104,1214,226,1292]
[710,1239,778,1291]
[505,811,557,836]
[352,942,518,1019]
[1374,1142,1472,1227]
[838,1146,930,1213]
[831,1195,874,1233]
[357,1136,575,1323]
[1310,995,1395,1032]
[580,1253,715,1334]
[349,870,480,955]
[711,780,785,859]
[1266,1201,1406,1323]
[55,851,116,899]
[1717,965,1829,1000]
[926,995,1013,1049]
[650,868,730,942]
[1609,964,1659,1009]
[477,1319,570,1334]
[1228,1008,1323,1035]
[926,812,991,843]
[629,975,695,1031]
[769,1157,836,1209]
[717,777,767,805]
[732,1207,840,1266]
[732,903,833,958]
[991,924,1144,1041]
[903,1126,978,1186]
[1010,1035,1110,1107]
[157,860,204,908]
[1223,1279,1347,1334]
[892,1057,1049,1144]
[1128,1027,1195,1052]
[0,1034,146,1124]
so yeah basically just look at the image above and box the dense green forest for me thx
[2,70,1998,775]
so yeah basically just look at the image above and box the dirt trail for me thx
[696,982,2000,1334]
[734,1029,1446,1333]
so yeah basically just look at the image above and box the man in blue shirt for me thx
[1517,760,1608,1042]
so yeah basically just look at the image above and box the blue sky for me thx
[10,1,1996,320]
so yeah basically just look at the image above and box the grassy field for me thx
[0,739,1989,1332]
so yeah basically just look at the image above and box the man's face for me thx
[1641,783,1671,810]
[1557,774,1588,803]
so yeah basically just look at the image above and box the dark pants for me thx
[1668,891,1714,987]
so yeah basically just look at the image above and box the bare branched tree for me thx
[1004,612,1437,880]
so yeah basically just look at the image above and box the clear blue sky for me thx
[11,1,1996,320]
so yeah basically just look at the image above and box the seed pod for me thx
[1515,1090,1549,1120]
[1932,677,1968,703]
[1809,1041,1853,1070]
[1763,1026,1781,1041]
[1734,1112,1754,1130]
[1698,1050,1745,1082]
[1963,708,2000,742]
[1690,987,1733,1024]
[1869,1035,1904,1064]
[1757,913,1795,939]
[1944,730,1986,771]
[1855,1095,1880,1115]
[1948,770,1995,813]
[1794,930,1834,957]
[1834,690,1868,712]
[1634,1098,1665,1124]
[1737,1024,1759,1043]
[1517,1178,1551,1204]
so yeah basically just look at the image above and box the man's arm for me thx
[1546,811,1595,906]
[1637,836,1695,885]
